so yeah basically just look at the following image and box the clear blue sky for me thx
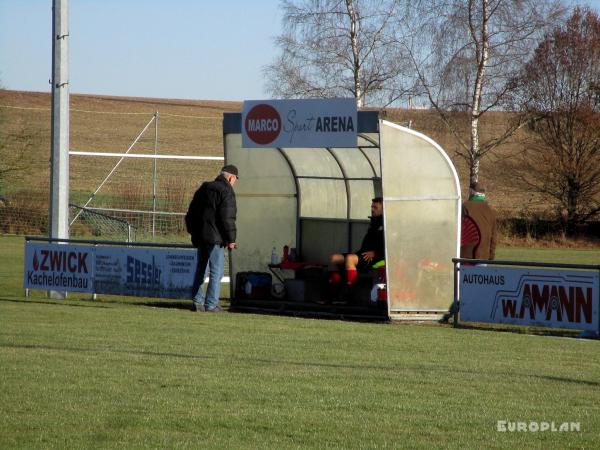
[0,0,281,101]
[1,0,599,102]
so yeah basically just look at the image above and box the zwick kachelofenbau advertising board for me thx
[24,241,197,299]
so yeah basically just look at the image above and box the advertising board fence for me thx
[24,237,204,299]
[455,259,600,333]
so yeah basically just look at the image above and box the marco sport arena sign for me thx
[459,265,600,332]
[24,241,197,299]
[242,98,357,148]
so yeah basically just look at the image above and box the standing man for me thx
[185,165,238,312]
[441,181,498,324]
[461,181,497,260]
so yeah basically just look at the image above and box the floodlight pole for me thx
[49,0,70,298]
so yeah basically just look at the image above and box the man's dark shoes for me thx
[332,284,350,305]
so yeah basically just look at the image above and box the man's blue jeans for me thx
[192,244,224,310]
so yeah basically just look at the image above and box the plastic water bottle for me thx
[244,280,252,296]
[271,247,278,265]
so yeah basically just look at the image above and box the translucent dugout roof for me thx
[223,111,461,319]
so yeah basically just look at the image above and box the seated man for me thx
[327,197,385,298]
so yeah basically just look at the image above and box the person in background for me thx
[461,181,497,260]
[185,165,238,312]
[441,181,498,324]
[327,197,384,299]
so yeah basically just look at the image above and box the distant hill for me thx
[0,89,545,238]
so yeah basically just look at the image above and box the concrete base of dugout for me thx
[229,297,389,321]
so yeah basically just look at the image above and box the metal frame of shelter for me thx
[223,111,461,320]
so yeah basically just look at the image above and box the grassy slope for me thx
[3,89,600,243]
[0,90,241,218]
[1,236,599,449]
[0,89,539,216]
[495,247,600,265]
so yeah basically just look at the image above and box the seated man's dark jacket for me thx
[357,215,385,261]
[185,175,237,247]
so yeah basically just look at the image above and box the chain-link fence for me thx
[69,204,134,242]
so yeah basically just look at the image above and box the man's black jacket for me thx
[185,175,237,247]
[357,215,385,260]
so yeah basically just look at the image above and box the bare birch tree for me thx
[265,0,415,108]
[405,0,564,185]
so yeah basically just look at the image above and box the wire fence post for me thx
[152,110,159,238]
[24,239,30,298]
[453,261,459,327]
[92,242,98,300]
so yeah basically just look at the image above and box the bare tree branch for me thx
[508,7,600,233]
[407,0,564,184]
[265,0,414,108]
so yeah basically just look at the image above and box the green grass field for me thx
[1,236,599,449]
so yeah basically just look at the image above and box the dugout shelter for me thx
[223,108,461,320]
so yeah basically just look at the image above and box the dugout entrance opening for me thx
[223,110,461,320]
